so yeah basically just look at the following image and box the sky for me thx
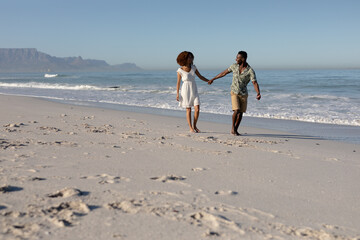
[1,0,360,70]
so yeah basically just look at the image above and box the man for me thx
[208,51,261,135]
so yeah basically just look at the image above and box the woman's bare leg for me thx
[186,108,195,132]
[193,105,200,133]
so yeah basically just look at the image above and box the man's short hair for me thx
[238,51,247,60]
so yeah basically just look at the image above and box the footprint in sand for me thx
[0,140,27,150]
[0,185,23,193]
[29,177,46,181]
[81,116,95,120]
[204,230,221,237]
[190,211,245,236]
[214,190,238,196]
[322,224,340,230]
[2,222,41,238]
[3,123,25,128]
[81,174,130,184]
[150,175,187,183]
[192,167,208,172]
[47,187,84,198]
[3,202,92,234]
[44,201,90,227]
[83,124,113,134]
[198,136,219,142]
[38,126,61,132]
[106,199,145,214]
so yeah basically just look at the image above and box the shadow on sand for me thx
[243,133,324,141]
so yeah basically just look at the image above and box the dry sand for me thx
[1,94,359,240]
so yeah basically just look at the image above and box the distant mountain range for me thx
[0,48,143,72]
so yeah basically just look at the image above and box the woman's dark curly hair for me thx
[176,51,194,66]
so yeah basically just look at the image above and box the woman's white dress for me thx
[177,65,200,108]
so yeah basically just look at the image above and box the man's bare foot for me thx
[194,127,201,133]
[231,130,241,136]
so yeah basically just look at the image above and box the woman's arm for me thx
[176,72,181,101]
[195,69,209,82]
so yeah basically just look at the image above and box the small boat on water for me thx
[44,74,58,78]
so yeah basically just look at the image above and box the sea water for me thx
[0,69,359,143]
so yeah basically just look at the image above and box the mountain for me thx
[0,48,143,72]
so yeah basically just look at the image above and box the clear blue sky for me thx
[1,0,359,70]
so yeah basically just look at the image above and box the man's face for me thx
[236,54,244,65]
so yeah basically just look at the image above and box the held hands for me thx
[208,79,215,85]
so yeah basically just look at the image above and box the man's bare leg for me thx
[234,112,243,135]
[231,110,241,136]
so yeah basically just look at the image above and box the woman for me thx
[176,51,209,133]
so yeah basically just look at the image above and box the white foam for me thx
[0,82,106,91]
[44,74,58,78]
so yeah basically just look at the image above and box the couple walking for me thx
[176,51,261,135]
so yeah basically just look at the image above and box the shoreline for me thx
[46,96,360,144]
[2,93,359,144]
[1,94,360,239]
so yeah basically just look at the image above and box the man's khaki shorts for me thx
[231,91,248,112]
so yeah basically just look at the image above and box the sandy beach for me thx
[1,94,359,240]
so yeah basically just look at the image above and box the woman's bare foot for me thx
[189,128,196,133]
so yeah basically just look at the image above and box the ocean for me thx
[1,69,359,143]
